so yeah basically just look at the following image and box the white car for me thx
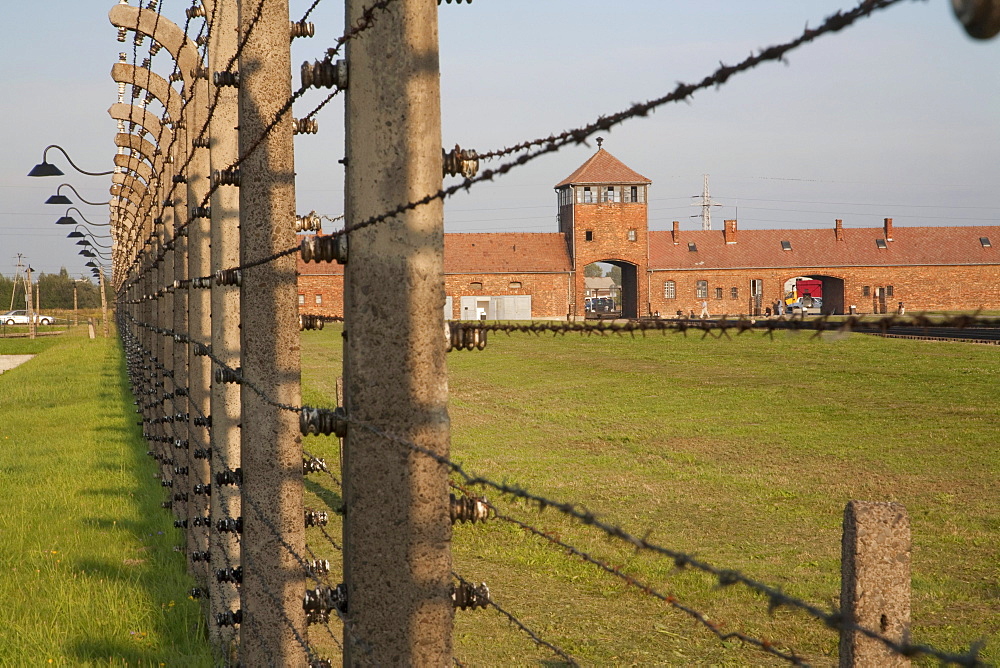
[787,297,823,314]
[2,310,53,326]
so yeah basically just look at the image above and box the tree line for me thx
[0,268,110,312]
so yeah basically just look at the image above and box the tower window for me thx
[605,186,619,203]
[582,186,593,203]
[585,230,594,241]
[630,186,638,202]
[627,229,637,242]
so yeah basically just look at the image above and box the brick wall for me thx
[298,270,344,317]
[570,201,649,317]
[649,264,1000,317]
[445,272,571,319]
[296,268,572,320]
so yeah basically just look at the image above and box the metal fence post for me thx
[237,0,306,663]
[840,500,911,667]
[343,0,453,663]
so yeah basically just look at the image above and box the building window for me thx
[582,186,593,203]
[509,281,522,289]
[886,285,894,297]
[876,238,888,249]
[696,281,708,299]
[627,229,637,242]
[688,242,697,252]
[630,185,639,202]
[981,237,992,248]
[862,286,870,297]
[730,287,739,300]
[315,294,323,305]
[470,282,482,290]
[714,287,723,300]
[781,241,792,251]
[298,294,305,305]
[664,281,676,299]
[605,186,619,203]
[585,230,594,241]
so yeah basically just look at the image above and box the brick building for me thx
[298,148,1000,319]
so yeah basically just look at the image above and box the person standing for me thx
[700,300,709,319]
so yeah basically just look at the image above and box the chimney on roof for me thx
[884,218,893,241]
[672,221,680,245]
[835,219,844,241]
[724,219,737,244]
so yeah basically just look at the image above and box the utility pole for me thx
[98,271,109,338]
[343,0,453,664]
[691,173,723,231]
[25,266,35,340]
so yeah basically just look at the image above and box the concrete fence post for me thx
[204,0,242,658]
[839,500,911,667]
[237,0,306,663]
[343,0,453,663]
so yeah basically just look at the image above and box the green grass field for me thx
[2,325,996,666]
[300,325,1000,666]
[0,332,213,666]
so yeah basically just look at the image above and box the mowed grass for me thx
[0,332,213,666]
[300,325,999,666]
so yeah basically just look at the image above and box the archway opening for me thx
[782,274,846,315]
[584,260,638,318]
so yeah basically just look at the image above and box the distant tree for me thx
[584,263,604,278]
[37,269,76,309]
[609,265,622,287]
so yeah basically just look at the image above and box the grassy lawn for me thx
[300,325,999,666]
[4,324,993,665]
[0,332,213,666]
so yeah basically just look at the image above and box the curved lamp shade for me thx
[29,145,113,178]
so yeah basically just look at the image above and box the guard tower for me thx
[555,141,652,318]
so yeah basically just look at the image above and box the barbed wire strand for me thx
[454,485,806,665]
[345,418,986,668]
[452,571,579,667]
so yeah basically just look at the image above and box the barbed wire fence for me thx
[104,0,996,665]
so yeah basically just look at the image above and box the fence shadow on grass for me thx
[64,344,211,665]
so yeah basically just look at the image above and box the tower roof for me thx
[554,148,652,188]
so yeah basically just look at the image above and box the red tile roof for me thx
[554,149,652,188]
[649,225,1000,270]
[444,233,572,273]
[297,232,573,276]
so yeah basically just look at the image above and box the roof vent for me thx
[687,242,697,252]
[981,237,992,248]
[876,238,888,249]
[780,241,792,251]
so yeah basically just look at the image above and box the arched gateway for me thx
[555,145,651,319]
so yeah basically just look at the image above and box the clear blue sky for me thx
[1,0,997,278]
